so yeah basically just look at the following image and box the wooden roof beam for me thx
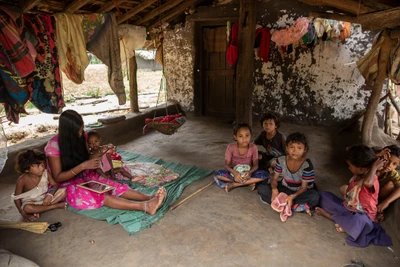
[20,0,41,13]
[97,0,126,13]
[117,0,158,24]
[362,0,393,10]
[148,0,198,30]
[135,0,185,25]
[299,0,375,15]
[358,6,400,31]
[63,0,92,13]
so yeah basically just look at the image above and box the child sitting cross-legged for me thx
[214,123,269,192]
[12,150,67,222]
[316,145,392,247]
[257,132,319,218]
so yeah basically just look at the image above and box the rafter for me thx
[135,0,185,25]
[20,0,41,13]
[357,6,400,31]
[117,0,158,24]
[299,0,375,15]
[97,0,126,13]
[63,0,92,13]
[362,0,393,10]
[148,0,198,30]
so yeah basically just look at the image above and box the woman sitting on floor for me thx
[44,110,166,215]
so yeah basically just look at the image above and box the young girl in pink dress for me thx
[45,110,166,215]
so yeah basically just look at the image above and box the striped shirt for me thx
[274,156,315,191]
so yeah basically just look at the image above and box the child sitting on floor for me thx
[316,145,392,247]
[257,132,319,216]
[214,123,269,192]
[374,145,400,217]
[12,150,67,222]
[87,130,133,180]
[254,113,286,173]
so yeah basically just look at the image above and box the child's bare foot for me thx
[225,183,236,193]
[249,183,256,191]
[152,187,166,198]
[145,192,166,215]
[305,209,312,217]
[334,224,345,233]
[315,207,329,217]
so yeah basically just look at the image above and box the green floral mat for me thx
[68,150,213,234]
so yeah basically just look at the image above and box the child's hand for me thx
[233,172,242,183]
[42,195,52,205]
[242,172,250,182]
[286,195,295,209]
[373,157,387,171]
[376,148,391,161]
[271,189,279,202]
[377,201,389,213]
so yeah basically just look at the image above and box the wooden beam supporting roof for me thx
[357,6,400,31]
[117,0,158,24]
[235,0,256,126]
[96,0,126,13]
[148,0,197,30]
[135,0,185,25]
[299,0,375,15]
[20,0,41,13]
[63,0,92,13]
[309,11,358,23]
[362,0,393,10]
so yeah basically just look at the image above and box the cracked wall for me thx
[163,0,379,126]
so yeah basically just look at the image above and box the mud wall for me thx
[163,0,381,126]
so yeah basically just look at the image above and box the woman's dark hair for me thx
[15,149,46,173]
[87,130,100,139]
[259,112,280,128]
[58,110,89,171]
[233,122,252,135]
[286,132,309,150]
[345,145,376,168]
[384,145,400,158]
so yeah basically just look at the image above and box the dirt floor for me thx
[0,114,399,267]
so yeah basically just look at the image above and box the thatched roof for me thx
[0,0,399,32]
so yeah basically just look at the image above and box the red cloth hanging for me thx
[226,22,239,66]
[256,27,271,63]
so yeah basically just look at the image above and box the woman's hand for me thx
[42,195,52,206]
[286,194,295,209]
[242,171,250,183]
[82,158,101,170]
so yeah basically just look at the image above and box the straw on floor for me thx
[68,151,213,234]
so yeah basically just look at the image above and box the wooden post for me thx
[129,52,139,113]
[361,30,395,144]
[235,0,256,126]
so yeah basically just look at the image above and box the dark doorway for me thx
[194,21,236,118]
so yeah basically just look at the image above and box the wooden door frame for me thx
[193,18,238,116]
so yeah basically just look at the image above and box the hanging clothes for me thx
[389,38,400,84]
[255,27,271,63]
[83,13,126,105]
[226,22,239,66]
[271,17,309,46]
[357,31,384,86]
[24,14,64,114]
[0,6,36,78]
[339,22,351,41]
[54,13,89,84]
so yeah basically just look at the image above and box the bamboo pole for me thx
[169,181,215,211]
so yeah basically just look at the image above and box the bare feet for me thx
[152,187,166,198]
[145,190,166,215]
[249,183,256,191]
[55,202,67,210]
[315,207,332,220]
[335,224,345,233]
[225,183,236,193]
[305,209,312,217]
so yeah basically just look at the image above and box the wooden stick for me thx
[169,181,215,211]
